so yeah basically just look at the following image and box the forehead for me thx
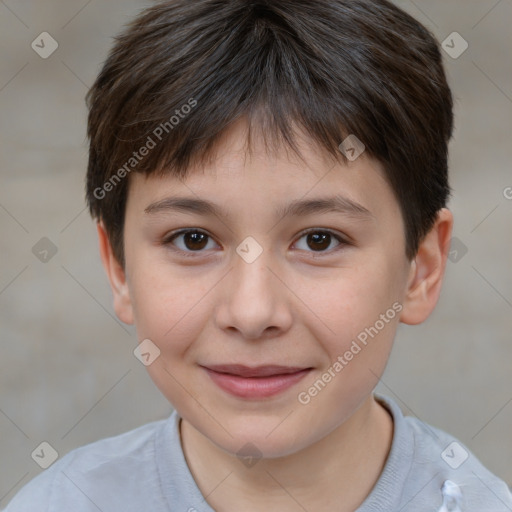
[126,118,401,228]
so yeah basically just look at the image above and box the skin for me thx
[97,118,453,511]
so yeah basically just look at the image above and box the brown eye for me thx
[306,232,331,251]
[294,229,347,254]
[181,231,208,250]
[165,229,217,254]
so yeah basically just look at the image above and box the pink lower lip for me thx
[203,367,311,399]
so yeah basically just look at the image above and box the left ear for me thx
[400,208,454,325]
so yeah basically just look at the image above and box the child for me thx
[5,0,512,510]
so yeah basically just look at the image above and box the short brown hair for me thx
[85,0,453,268]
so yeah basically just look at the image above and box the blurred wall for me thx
[1,0,511,504]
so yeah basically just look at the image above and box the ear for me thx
[96,221,134,325]
[400,208,454,325]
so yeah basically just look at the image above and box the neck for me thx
[180,394,393,512]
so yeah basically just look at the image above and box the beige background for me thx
[1,0,511,504]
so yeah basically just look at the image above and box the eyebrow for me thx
[144,194,374,221]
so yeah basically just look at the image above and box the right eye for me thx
[163,229,220,257]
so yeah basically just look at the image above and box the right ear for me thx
[96,221,134,325]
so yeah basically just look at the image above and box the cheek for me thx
[128,264,209,353]
[293,257,401,404]
[299,259,401,345]
[128,267,213,407]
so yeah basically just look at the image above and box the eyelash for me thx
[162,228,351,258]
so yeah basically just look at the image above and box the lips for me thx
[202,364,310,378]
[201,364,312,399]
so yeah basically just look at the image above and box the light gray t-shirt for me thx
[4,394,512,511]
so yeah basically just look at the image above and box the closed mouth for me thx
[201,364,311,378]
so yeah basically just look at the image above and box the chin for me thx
[207,416,317,460]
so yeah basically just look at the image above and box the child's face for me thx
[115,119,416,457]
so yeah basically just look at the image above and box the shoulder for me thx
[378,394,512,511]
[2,417,170,512]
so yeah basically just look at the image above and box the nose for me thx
[214,247,293,340]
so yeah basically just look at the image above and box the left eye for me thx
[294,229,347,253]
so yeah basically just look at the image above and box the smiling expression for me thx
[109,119,417,457]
